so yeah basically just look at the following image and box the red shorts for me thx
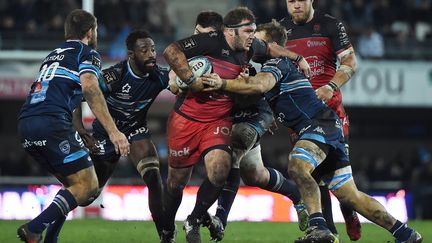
[167,111,232,168]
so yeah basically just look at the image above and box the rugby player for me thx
[202,20,423,243]
[16,9,129,243]
[280,0,361,239]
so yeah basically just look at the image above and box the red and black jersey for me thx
[174,31,268,122]
[280,11,352,107]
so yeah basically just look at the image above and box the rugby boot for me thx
[183,215,201,243]
[294,202,309,231]
[17,224,42,243]
[295,226,339,243]
[160,224,177,243]
[395,230,423,243]
[201,212,225,241]
[340,205,361,241]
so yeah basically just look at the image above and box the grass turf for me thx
[1,220,430,242]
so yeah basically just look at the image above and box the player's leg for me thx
[331,170,422,243]
[240,144,308,231]
[17,118,99,243]
[214,122,256,228]
[161,165,193,243]
[185,148,231,243]
[129,138,164,236]
[288,140,338,243]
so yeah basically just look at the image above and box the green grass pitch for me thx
[1,220,430,242]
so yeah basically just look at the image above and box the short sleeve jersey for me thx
[174,31,268,122]
[92,61,169,135]
[19,40,102,121]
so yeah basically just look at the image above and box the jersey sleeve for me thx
[326,15,352,54]
[155,66,170,89]
[260,58,288,82]
[250,38,269,62]
[175,31,221,58]
[79,49,102,77]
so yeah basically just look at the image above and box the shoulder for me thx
[315,11,345,30]
[102,60,127,85]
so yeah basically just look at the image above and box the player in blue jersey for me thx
[16,9,130,243]
[202,20,423,243]
[70,30,169,240]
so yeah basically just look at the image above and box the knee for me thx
[167,178,186,196]
[240,166,264,186]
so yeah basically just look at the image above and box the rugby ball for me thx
[175,56,212,89]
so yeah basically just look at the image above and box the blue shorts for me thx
[297,109,350,173]
[92,125,151,162]
[232,98,273,138]
[18,116,92,177]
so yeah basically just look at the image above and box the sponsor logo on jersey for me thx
[299,125,312,135]
[92,56,101,69]
[307,40,327,47]
[22,139,47,148]
[169,147,190,157]
[59,140,70,154]
[103,71,118,84]
[221,49,230,56]
[54,47,74,54]
[213,126,231,136]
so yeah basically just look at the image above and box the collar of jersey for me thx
[127,60,149,79]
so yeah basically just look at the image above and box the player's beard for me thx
[136,58,156,73]
[291,6,311,24]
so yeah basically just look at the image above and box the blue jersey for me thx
[19,40,102,120]
[92,61,169,138]
[261,57,327,133]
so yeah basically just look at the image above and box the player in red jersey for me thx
[161,7,311,243]
[280,0,360,241]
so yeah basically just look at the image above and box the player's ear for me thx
[85,28,94,40]
[127,50,134,60]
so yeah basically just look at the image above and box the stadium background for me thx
[0,0,431,241]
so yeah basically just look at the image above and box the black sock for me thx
[320,186,337,234]
[309,212,328,230]
[390,220,413,241]
[143,169,164,236]
[215,168,240,226]
[163,188,183,231]
[190,178,224,220]
[43,214,66,243]
[263,167,301,204]
[28,189,77,233]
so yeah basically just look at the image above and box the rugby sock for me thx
[320,186,338,234]
[309,212,328,229]
[263,167,301,204]
[28,189,77,233]
[390,220,413,241]
[215,168,240,226]
[44,214,66,243]
[190,178,223,220]
[163,189,183,232]
[142,169,164,236]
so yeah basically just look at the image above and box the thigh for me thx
[239,144,264,172]
[129,138,158,164]
[289,139,328,173]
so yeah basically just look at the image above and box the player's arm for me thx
[163,43,204,92]
[81,72,130,156]
[266,42,311,78]
[72,104,100,153]
[202,72,276,95]
[168,70,180,95]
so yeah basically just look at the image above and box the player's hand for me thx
[80,132,100,154]
[298,58,311,78]
[238,67,250,79]
[202,73,223,91]
[315,85,334,103]
[108,130,130,156]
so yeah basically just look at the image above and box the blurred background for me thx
[0,0,431,221]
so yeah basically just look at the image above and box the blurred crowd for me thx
[0,0,432,59]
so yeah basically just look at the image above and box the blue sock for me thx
[264,167,301,204]
[44,214,67,243]
[216,168,240,226]
[309,212,328,229]
[28,189,77,233]
[390,220,413,241]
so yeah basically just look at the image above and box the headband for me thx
[224,21,256,29]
